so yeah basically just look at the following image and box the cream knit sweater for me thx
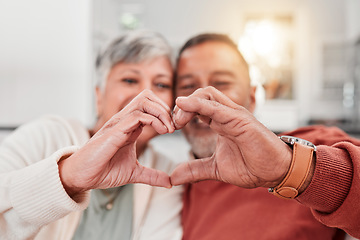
[0,115,183,240]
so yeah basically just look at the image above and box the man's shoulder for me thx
[280,125,344,136]
[279,125,352,145]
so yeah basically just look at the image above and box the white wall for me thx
[346,0,360,41]
[0,0,93,127]
[1,0,357,132]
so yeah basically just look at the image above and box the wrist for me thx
[263,144,293,189]
[58,156,86,197]
[269,136,316,199]
[269,150,316,195]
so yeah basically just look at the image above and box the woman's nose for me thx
[141,80,153,91]
[128,81,152,99]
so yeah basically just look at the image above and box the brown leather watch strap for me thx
[272,142,314,199]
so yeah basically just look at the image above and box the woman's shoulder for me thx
[3,115,89,150]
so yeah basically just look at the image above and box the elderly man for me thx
[171,33,360,239]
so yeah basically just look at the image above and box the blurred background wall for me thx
[0,0,92,127]
[1,0,360,141]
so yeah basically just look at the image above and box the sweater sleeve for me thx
[0,117,90,239]
[282,126,360,238]
[297,143,360,238]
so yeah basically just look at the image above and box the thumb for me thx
[172,104,197,130]
[131,165,172,188]
[170,157,216,185]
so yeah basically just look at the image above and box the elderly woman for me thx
[0,30,183,239]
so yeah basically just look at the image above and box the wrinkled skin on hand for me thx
[170,86,292,189]
[58,90,175,197]
[59,87,293,196]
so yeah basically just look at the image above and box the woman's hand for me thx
[58,90,175,197]
[170,87,292,189]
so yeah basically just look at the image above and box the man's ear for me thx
[248,86,257,113]
[95,86,103,117]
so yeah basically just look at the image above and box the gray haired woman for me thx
[0,30,183,240]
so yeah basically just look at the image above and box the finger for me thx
[120,111,170,135]
[173,87,229,129]
[120,90,174,133]
[188,86,240,109]
[102,112,170,144]
[141,89,172,112]
[123,89,172,113]
[170,157,217,185]
[175,95,249,126]
[141,97,175,133]
[174,86,241,123]
[172,105,197,129]
[131,165,172,188]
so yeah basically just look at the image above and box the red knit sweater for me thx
[182,125,360,240]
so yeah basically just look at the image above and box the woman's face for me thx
[95,55,174,145]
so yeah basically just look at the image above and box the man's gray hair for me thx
[95,30,173,89]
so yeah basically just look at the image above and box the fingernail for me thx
[173,111,178,122]
[172,111,182,130]
[170,120,175,130]
[176,96,186,102]
[167,122,174,133]
[173,105,179,115]
[172,107,178,121]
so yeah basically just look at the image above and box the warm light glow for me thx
[238,16,294,100]
[252,20,278,57]
[238,19,288,68]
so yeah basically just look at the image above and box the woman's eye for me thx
[122,78,138,84]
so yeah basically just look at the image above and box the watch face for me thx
[279,136,316,151]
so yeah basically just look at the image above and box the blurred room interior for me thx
[1,0,360,144]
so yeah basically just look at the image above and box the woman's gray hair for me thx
[95,30,173,89]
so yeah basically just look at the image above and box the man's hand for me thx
[170,87,293,189]
[58,90,174,197]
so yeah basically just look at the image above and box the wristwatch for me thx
[268,136,316,199]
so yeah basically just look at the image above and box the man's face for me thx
[175,41,256,158]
